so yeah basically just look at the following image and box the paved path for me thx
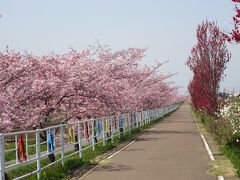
[80,103,216,180]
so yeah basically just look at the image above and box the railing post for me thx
[143,111,145,126]
[15,135,18,164]
[149,110,150,122]
[128,113,131,133]
[83,121,86,141]
[152,109,153,120]
[92,120,96,151]
[60,124,65,166]
[132,113,135,128]
[123,115,126,136]
[46,130,49,154]
[146,111,147,123]
[117,116,121,139]
[150,110,151,121]
[151,110,153,120]
[150,110,152,121]
[25,134,28,161]
[139,112,142,127]
[78,122,82,158]
[36,129,41,180]
[148,110,150,122]
[102,119,106,146]
[111,117,114,143]
[136,112,139,128]
[149,110,151,122]
[153,109,154,120]
[0,134,5,180]
[53,129,56,149]
[152,109,154,121]
[146,110,149,124]
[146,110,148,123]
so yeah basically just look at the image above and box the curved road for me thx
[80,103,216,180]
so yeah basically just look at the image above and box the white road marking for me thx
[194,118,224,180]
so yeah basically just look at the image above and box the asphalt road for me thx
[80,103,216,180]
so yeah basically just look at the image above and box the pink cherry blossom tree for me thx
[0,45,182,133]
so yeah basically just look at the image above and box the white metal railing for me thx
[0,104,178,180]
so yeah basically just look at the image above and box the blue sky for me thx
[0,0,239,94]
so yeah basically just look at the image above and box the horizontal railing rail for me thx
[0,104,179,180]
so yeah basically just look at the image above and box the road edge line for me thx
[193,118,224,180]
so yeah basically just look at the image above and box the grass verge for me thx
[193,109,240,177]
[221,138,240,176]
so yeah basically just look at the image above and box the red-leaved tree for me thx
[187,20,231,115]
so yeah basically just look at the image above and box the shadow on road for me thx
[123,148,145,152]
[95,164,133,172]
[148,130,196,135]
[136,137,168,142]
[161,120,194,124]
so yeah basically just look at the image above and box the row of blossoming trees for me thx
[186,0,240,142]
[0,45,182,133]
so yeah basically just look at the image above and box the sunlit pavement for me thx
[78,103,215,180]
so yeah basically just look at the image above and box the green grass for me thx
[5,109,178,180]
[221,137,240,177]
